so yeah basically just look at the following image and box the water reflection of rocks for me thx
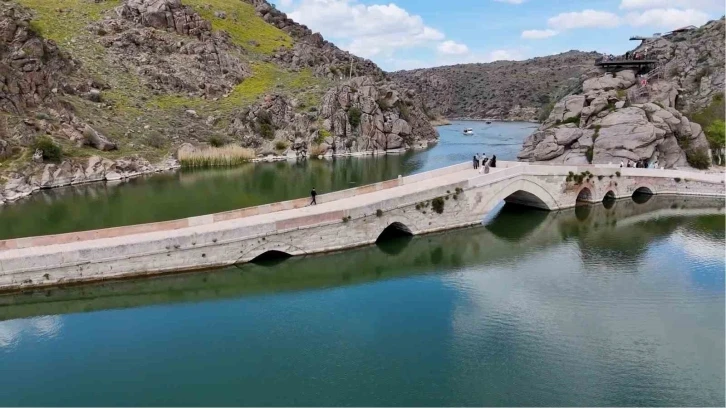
[0,195,722,322]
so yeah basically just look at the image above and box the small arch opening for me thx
[503,190,550,210]
[250,250,292,266]
[633,186,653,196]
[376,222,413,243]
[633,187,654,204]
[376,222,413,255]
[576,187,593,203]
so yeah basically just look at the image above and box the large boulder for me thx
[82,125,117,151]
[593,107,660,162]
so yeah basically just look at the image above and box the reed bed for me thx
[178,145,256,168]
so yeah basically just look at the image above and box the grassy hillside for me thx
[3,0,330,168]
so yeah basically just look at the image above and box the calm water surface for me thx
[0,121,724,406]
[0,196,724,406]
[0,121,535,240]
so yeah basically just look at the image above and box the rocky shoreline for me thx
[0,141,437,205]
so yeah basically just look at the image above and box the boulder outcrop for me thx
[227,76,438,156]
[518,18,724,168]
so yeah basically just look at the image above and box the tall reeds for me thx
[178,145,256,168]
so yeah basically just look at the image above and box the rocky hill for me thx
[518,18,725,169]
[390,51,600,122]
[0,0,438,202]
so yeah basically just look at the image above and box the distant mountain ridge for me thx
[390,51,601,122]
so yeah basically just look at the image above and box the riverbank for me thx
[0,141,437,205]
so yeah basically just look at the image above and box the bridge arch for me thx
[604,190,616,200]
[482,178,559,213]
[632,184,656,204]
[576,187,593,203]
[249,250,293,265]
[633,186,655,196]
[376,222,414,243]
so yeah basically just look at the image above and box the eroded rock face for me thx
[518,79,708,168]
[518,18,724,168]
[121,0,211,37]
[0,5,77,114]
[226,76,438,155]
[94,2,250,97]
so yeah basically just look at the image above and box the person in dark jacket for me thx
[473,155,479,169]
[490,155,497,168]
[310,188,317,205]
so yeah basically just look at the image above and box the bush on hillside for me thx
[686,148,710,169]
[32,136,62,162]
[208,135,227,148]
[538,102,555,123]
[348,106,361,128]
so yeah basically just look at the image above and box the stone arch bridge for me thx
[0,161,723,291]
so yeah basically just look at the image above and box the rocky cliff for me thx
[518,18,725,169]
[390,51,599,121]
[0,0,436,203]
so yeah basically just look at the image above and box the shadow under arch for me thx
[633,186,654,204]
[376,222,414,255]
[485,203,550,242]
[249,250,293,266]
[576,187,593,203]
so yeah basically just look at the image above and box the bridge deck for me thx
[0,162,723,292]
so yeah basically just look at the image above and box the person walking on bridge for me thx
[310,188,317,205]
[473,155,479,170]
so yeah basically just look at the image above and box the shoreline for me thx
[449,118,540,124]
[0,142,437,205]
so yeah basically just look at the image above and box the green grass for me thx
[184,0,292,54]
[9,0,327,167]
[18,0,121,44]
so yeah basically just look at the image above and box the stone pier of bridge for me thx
[0,161,723,292]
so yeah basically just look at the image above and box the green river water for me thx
[0,122,724,406]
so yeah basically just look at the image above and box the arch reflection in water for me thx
[2,195,722,324]
[603,191,617,209]
[485,203,550,242]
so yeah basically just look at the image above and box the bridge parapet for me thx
[0,162,723,292]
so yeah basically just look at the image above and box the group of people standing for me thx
[621,159,658,168]
[473,153,496,174]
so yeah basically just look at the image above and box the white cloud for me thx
[287,0,446,58]
[619,0,723,11]
[493,0,526,4]
[437,40,469,55]
[547,9,621,30]
[625,8,711,28]
[521,29,559,39]
[484,49,526,62]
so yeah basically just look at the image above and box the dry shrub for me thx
[178,145,255,167]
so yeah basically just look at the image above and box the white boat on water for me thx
[463,128,474,135]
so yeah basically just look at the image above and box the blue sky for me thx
[270,0,725,71]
